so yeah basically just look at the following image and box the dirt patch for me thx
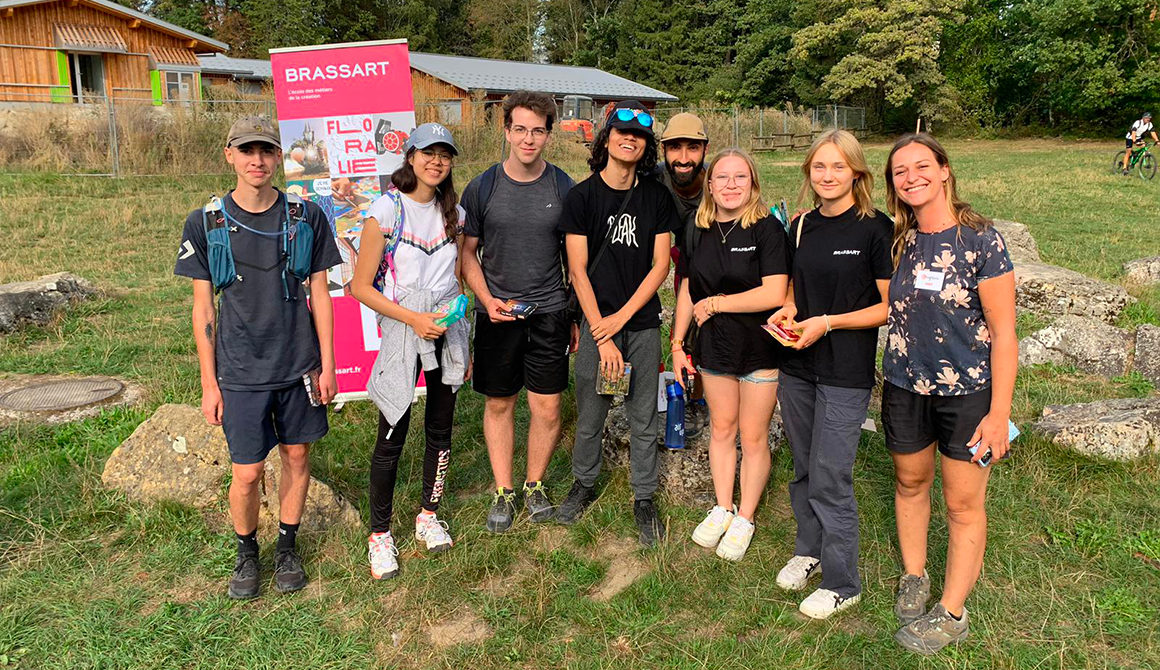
[475,555,535,597]
[138,572,215,617]
[588,536,650,602]
[534,525,570,554]
[427,610,492,648]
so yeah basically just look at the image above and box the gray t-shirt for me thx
[462,164,573,314]
[174,191,342,391]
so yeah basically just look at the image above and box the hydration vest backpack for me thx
[202,192,314,300]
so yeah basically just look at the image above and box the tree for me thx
[468,0,545,61]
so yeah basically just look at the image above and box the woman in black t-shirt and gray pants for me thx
[768,130,893,620]
[671,148,789,563]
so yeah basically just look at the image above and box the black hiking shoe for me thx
[273,548,308,593]
[486,488,517,533]
[228,553,260,600]
[634,499,665,547]
[523,481,556,522]
[556,481,597,525]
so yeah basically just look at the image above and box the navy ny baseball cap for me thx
[402,122,459,156]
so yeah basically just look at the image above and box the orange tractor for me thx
[558,96,618,145]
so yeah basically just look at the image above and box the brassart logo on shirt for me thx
[833,249,862,256]
[730,246,756,253]
[608,213,638,247]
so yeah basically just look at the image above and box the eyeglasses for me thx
[711,173,751,187]
[615,108,654,127]
[418,148,454,165]
[508,125,548,139]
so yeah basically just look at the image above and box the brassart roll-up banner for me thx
[270,39,420,401]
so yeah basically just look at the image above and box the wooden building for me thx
[0,0,226,104]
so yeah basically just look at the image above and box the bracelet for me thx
[671,338,684,350]
[823,314,832,335]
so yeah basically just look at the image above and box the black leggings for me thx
[369,340,458,533]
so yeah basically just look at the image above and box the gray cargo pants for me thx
[778,371,870,599]
[571,323,661,500]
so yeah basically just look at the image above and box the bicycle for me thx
[1112,141,1157,180]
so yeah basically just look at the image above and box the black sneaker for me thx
[523,481,556,522]
[486,487,517,533]
[685,401,708,440]
[228,553,260,600]
[634,499,665,547]
[556,481,597,525]
[273,548,308,593]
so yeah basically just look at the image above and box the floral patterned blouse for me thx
[884,223,1013,396]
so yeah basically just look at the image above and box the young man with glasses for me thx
[174,116,341,599]
[556,100,680,546]
[461,91,577,532]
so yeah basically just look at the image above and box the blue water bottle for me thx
[664,380,686,450]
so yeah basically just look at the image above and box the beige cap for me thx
[660,113,708,143]
[226,115,280,148]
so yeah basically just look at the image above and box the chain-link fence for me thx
[0,96,861,177]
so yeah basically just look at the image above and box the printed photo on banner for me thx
[279,118,330,180]
[289,176,386,296]
[325,113,414,178]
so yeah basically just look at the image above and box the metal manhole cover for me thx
[0,377,125,412]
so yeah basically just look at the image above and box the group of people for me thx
[174,91,1017,655]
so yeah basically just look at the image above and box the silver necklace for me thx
[718,221,739,243]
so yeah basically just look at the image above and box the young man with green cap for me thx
[174,115,342,599]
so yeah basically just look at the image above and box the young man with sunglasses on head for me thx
[460,91,577,533]
[556,100,680,546]
[655,112,711,438]
[174,116,341,599]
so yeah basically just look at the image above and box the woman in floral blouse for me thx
[880,134,1017,655]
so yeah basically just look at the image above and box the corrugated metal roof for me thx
[198,54,273,79]
[0,0,226,51]
[53,23,127,53]
[408,52,677,101]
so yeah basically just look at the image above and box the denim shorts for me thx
[697,366,779,385]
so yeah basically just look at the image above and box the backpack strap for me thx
[376,188,406,303]
[201,195,236,293]
[471,164,502,247]
[795,212,806,248]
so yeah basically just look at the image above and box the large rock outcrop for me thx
[1018,315,1133,378]
[102,404,360,534]
[1035,398,1160,461]
[1014,262,1133,324]
[1134,325,1160,388]
[993,219,1042,264]
[0,272,95,332]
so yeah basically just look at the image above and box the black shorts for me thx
[472,309,571,397]
[881,382,991,462]
[221,382,329,465]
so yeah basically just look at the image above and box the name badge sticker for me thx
[915,269,946,292]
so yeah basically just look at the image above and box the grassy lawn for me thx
[1,139,1159,669]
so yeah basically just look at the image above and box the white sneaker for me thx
[415,512,454,552]
[776,555,822,591]
[799,588,861,620]
[715,515,755,561]
[691,505,734,548]
[368,531,399,580]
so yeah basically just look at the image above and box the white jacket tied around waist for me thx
[367,285,470,425]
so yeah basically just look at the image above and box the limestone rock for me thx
[0,272,95,332]
[600,397,783,503]
[1015,262,1133,324]
[992,220,1042,264]
[102,404,360,534]
[1123,256,1160,285]
[1035,398,1160,461]
[1018,315,1133,378]
[1133,325,1160,387]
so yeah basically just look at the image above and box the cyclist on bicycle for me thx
[1121,112,1158,175]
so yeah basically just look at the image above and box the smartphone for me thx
[762,322,801,346]
[302,366,322,407]
[968,422,1020,467]
[501,300,538,319]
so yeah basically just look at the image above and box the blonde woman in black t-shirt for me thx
[671,148,790,562]
[768,130,893,620]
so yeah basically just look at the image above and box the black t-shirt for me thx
[558,173,679,331]
[687,214,790,375]
[174,190,342,391]
[779,205,894,388]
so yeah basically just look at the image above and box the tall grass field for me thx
[1,139,1158,669]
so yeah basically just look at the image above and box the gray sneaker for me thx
[486,488,517,533]
[894,570,931,624]
[894,603,969,655]
[523,481,555,522]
